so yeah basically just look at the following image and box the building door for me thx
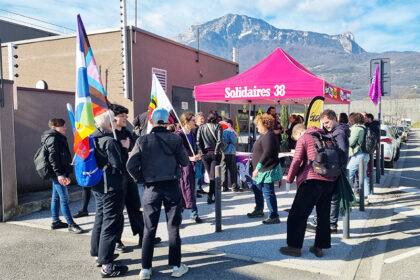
[172,86,195,117]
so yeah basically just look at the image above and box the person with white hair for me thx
[89,110,128,278]
[127,108,190,279]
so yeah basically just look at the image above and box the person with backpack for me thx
[196,111,224,204]
[246,113,282,224]
[37,118,83,234]
[126,108,190,279]
[280,124,339,258]
[306,109,350,234]
[90,111,128,278]
[348,113,370,204]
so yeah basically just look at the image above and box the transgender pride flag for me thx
[70,15,109,159]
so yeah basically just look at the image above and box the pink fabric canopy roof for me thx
[194,48,351,105]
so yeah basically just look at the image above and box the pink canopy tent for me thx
[194,48,351,105]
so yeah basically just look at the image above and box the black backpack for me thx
[309,132,341,178]
[361,127,377,154]
[34,138,54,180]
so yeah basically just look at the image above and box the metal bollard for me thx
[343,169,350,239]
[380,144,385,175]
[215,165,222,232]
[369,154,374,195]
[359,160,365,212]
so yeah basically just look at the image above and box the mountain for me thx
[174,14,420,99]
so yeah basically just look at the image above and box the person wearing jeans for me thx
[41,118,83,234]
[347,113,370,202]
[348,151,370,196]
[247,113,281,224]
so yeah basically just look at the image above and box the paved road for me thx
[2,130,420,280]
[0,223,331,280]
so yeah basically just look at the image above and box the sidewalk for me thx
[9,173,390,278]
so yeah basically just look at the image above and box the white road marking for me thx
[384,247,420,264]
[400,176,420,182]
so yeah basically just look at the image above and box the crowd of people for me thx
[40,105,379,278]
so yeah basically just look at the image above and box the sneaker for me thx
[73,210,88,218]
[330,225,338,234]
[262,217,280,224]
[232,187,244,192]
[306,222,317,233]
[191,216,203,224]
[171,263,189,278]
[68,223,83,234]
[95,254,119,267]
[247,209,264,218]
[115,242,128,253]
[196,193,202,198]
[222,187,230,192]
[51,220,68,230]
[279,246,301,257]
[101,264,128,278]
[309,246,324,258]
[139,268,152,280]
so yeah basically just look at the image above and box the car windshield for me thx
[381,129,387,136]
[396,127,404,132]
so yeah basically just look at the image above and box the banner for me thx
[305,96,325,128]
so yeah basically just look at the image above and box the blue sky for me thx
[1,0,420,53]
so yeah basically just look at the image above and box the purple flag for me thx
[369,65,382,106]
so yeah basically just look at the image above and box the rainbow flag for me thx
[72,15,109,159]
[146,74,177,133]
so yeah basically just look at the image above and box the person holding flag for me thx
[71,15,127,277]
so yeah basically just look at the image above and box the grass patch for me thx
[412,122,420,128]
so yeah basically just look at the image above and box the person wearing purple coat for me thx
[175,112,203,224]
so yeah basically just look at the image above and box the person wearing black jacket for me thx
[127,108,190,279]
[42,118,83,234]
[90,111,128,278]
[196,111,224,204]
[110,104,161,252]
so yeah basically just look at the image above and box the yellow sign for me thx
[305,97,325,128]
[257,108,263,116]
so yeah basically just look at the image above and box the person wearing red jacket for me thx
[280,124,337,258]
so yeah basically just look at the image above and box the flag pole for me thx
[170,107,196,157]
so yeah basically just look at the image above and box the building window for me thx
[152,67,167,93]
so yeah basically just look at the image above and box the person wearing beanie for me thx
[127,108,190,279]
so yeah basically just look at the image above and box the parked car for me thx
[374,125,399,168]
[390,126,403,148]
[395,126,408,142]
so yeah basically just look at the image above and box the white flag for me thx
[146,74,176,133]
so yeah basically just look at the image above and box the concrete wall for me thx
[324,98,420,124]
[2,28,239,123]
[14,87,74,193]
[0,81,18,220]
[130,28,239,117]
[1,30,124,108]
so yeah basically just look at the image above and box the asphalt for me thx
[7,131,420,280]
[8,178,390,279]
